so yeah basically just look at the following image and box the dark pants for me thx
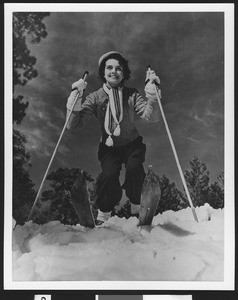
[96,136,146,212]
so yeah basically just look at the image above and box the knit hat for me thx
[98,51,124,68]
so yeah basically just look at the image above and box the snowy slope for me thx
[12,204,224,281]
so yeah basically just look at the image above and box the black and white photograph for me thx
[4,3,235,291]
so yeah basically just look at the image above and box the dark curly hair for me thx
[98,53,131,83]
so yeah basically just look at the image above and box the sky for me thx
[13,8,225,193]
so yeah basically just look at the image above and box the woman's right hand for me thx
[66,79,87,111]
[72,78,87,92]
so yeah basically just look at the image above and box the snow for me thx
[12,204,224,282]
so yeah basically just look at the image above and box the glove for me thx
[66,78,87,111]
[144,69,160,99]
[72,78,87,92]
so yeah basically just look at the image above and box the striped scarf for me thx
[103,83,123,147]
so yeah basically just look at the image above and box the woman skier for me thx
[66,51,161,225]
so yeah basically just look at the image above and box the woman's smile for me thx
[104,58,124,87]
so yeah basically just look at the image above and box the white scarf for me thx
[103,83,123,146]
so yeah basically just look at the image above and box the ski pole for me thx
[147,65,198,222]
[26,71,89,222]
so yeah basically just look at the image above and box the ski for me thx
[139,165,161,226]
[71,171,95,228]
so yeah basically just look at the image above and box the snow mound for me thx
[12,204,224,281]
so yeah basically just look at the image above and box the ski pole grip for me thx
[147,65,160,88]
[82,70,89,81]
[71,71,89,93]
[80,71,89,104]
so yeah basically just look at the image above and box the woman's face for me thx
[104,58,124,87]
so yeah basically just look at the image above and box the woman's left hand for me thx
[145,69,160,86]
[144,69,160,99]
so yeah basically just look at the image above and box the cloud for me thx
[20,127,53,158]
[183,136,200,144]
[15,96,70,159]
[28,101,60,129]
[190,112,209,127]
[19,125,71,164]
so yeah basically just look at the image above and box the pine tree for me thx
[217,171,224,190]
[209,171,224,209]
[34,168,95,225]
[155,175,187,214]
[113,199,133,219]
[13,129,36,224]
[13,12,50,123]
[184,156,210,207]
[12,12,50,224]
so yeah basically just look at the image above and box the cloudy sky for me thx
[13,7,225,193]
